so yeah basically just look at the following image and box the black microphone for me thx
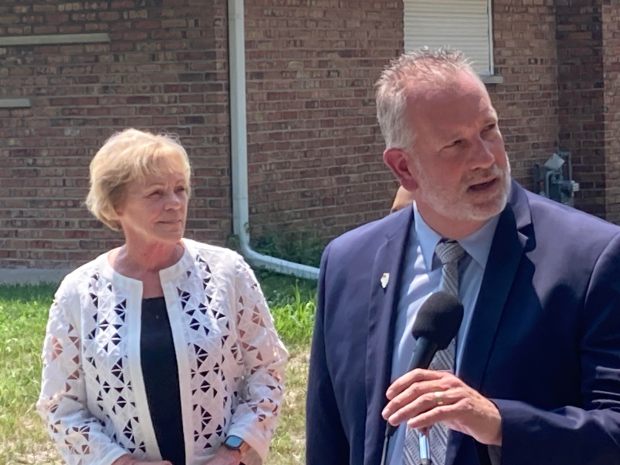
[385,291,464,439]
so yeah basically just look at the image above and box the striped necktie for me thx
[403,239,465,465]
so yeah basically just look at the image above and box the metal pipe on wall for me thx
[228,0,320,280]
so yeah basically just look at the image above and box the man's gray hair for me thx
[375,48,478,151]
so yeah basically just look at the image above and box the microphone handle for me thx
[384,338,439,437]
[419,430,432,464]
[409,337,439,372]
[379,433,390,465]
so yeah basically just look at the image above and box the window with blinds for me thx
[403,0,494,76]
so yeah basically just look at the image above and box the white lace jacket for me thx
[37,239,288,465]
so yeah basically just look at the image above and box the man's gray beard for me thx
[419,165,511,223]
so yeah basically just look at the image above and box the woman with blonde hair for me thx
[38,128,287,465]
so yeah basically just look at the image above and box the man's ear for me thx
[383,148,419,191]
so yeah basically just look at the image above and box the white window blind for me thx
[404,0,494,76]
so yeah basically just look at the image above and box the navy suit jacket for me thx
[306,182,620,465]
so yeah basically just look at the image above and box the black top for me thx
[140,297,185,465]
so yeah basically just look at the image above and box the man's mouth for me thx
[468,178,498,192]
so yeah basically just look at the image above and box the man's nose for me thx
[469,137,496,169]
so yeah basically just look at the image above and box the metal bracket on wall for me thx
[532,151,580,206]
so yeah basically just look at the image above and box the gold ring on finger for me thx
[434,391,444,406]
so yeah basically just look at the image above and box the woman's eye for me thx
[148,190,163,198]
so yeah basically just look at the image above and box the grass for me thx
[0,284,59,465]
[0,273,316,465]
[257,269,317,350]
[258,271,316,465]
[267,348,309,465]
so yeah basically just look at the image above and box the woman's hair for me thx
[375,48,477,152]
[85,128,191,231]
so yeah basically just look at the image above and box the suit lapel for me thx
[457,207,526,388]
[447,183,532,465]
[458,183,531,388]
[364,209,413,465]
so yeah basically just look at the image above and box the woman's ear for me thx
[383,148,419,192]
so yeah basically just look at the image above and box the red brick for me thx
[2,0,620,271]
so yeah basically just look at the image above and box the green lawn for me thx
[0,273,315,465]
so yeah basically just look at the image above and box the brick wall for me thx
[244,0,400,244]
[243,0,566,245]
[491,0,560,190]
[1,1,619,272]
[0,0,231,269]
[603,1,620,223]
[555,0,606,216]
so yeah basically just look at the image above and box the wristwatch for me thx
[223,435,250,456]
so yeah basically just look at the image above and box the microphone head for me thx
[412,291,464,350]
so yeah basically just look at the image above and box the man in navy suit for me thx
[306,48,620,465]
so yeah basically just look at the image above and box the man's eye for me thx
[446,140,462,148]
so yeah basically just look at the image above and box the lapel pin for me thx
[380,272,390,289]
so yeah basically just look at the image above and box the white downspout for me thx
[228,0,320,280]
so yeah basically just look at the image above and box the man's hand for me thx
[111,455,172,465]
[381,368,502,446]
[203,446,242,465]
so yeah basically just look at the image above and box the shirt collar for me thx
[413,203,500,271]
